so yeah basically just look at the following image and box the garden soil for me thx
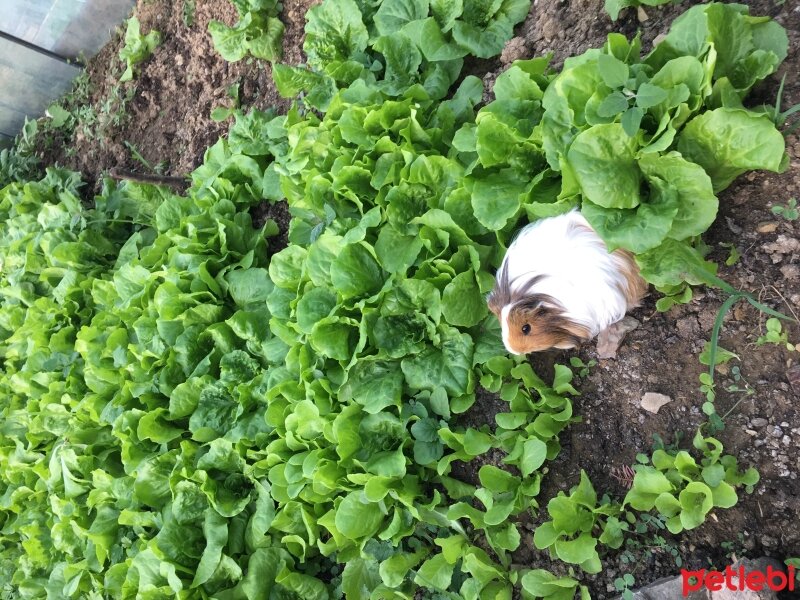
[34,0,800,597]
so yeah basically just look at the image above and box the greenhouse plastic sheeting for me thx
[0,0,135,139]
[0,39,81,138]
[3,0,135,58]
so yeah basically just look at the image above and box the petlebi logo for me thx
[681,564,796,596]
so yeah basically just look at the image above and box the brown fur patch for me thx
[505,301,592,354]
[570,219,649,308]
[613,249,648,309]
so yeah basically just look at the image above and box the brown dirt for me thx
[32,0,800,597]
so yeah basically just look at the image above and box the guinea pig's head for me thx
[487,267,591,354]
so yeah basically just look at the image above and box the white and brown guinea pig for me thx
[487,210,647,354]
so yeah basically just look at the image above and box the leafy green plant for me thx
[720,242,741,266]
[119,16,161,81]
[211,82,241,122]
[614,573,636,600]
[624,431,759,534]
[272,0,531,110]
[756,317,796,351]
[786,558,800,582]
[771,198,798,220]
[533,471,627,573]
[604,0,675,21]
[0,119,41,186]
[209,0,284,62]
[520,569,590,600]
[699,342,738,368]
[570,356,597,378]
[621,513,683,569]
[183,0,196,27]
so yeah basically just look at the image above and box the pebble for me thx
[750,417,768,428]
[757,221,779,233]
[782,435,792,446]
[641,392,673,414]
[770,426,783,438]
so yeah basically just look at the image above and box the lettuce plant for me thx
[273,0,532,109]
[520,569,590,600]
[624,432,759,534]
[532,472,627,573]
[604,0,675,22]
[209,0,284,62]
[119,16,161,81]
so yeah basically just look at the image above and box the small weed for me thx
[182,0,196,27]
[699,342,739,368]
[724,365,755,396]
[651,431,684,454]
[756,317,795,351]
[619,513,684,575]
[124,141,156,172]
[772,75,800,136]
[720,242,741,266]
[614,573,636,600]
[211,82,242,122]
[771,198,798,221]
[569,356,597,378]
[719,532,747,561]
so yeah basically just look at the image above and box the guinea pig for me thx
[486,210,647,354]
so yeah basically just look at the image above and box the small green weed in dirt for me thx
[621,513,683,569]
[651,431,684,454]
[770,75,800,136]
[723,365,755,397]
[699,341,738,369]
[719,532,747,562]
[771,198,798,220]
[124,141,168,174]
[756,317,796,351]
[570,356,597,378]
[182,0,196,27]
[119,16,161,81]
[613,573,635,600]
[720,242,741,266]
[211,82,241,122]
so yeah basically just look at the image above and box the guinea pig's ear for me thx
[505,298,592,353]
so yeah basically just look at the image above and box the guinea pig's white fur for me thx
[488,210,646,354]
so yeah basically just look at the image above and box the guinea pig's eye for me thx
[521,324,531,335]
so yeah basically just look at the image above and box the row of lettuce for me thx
[0,0,790,598]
